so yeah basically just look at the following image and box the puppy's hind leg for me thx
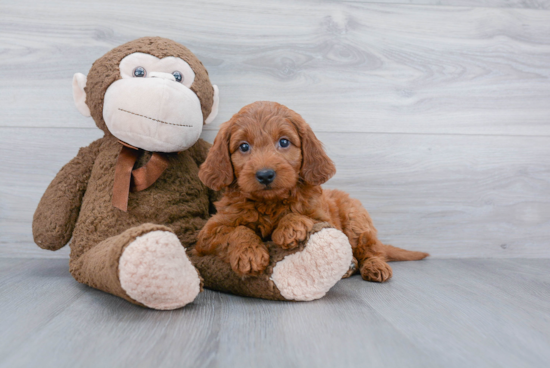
[353,230,429,282]
[335,193,393,282]
[354,232,393,283]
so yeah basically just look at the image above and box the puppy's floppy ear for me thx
[290,112,336,185]
[199,121,234,190]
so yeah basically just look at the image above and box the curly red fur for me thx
[197,101,429,279]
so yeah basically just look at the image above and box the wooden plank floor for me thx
[0,258,548,368]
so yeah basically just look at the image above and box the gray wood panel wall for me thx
[1,0,549,258]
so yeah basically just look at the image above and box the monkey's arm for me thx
[33,138,103,250]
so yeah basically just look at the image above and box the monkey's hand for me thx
[272,214,315,250]
[33,138,102,251]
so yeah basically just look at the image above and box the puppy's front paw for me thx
[272,216,314,249]
[229,245,270,277]
[360,258,393,283]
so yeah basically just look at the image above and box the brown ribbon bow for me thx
[112,141,170,212]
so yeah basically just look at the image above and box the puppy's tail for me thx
[383,244,429,262]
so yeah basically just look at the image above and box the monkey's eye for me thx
[239,142,250,153]
[279,138,290,148]
[133,67,146,78]
[172,71,183,83]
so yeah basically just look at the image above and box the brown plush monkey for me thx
[33,37,353,310]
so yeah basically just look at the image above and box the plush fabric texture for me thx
[271,228,352,301]
[85,37,215,135]
[33,135,217,307]
[103,76,204,152]
[118,53,197,86]
[34,40,217,309]
[33,139,103,251]
[205,85,220,125]
[69,223,172,307]
[119,230,202,310]
[189,222,341,300]
[72,73,91,117]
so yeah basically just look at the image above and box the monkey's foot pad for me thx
[271,228,353,301]
[119,230,201,310]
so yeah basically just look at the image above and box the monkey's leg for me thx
[190,223,352,301]
[70,223,201,310]
[270,224,353,301]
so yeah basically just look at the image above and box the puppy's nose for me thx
[256,169,276,185]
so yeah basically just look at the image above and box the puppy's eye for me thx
[133,66,146,78]
[279,138,290,148]
[239,142,250,153]
[172,71,183,83]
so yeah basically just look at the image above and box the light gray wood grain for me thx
[345,0,550,10]
[1,0,549,259]
[1,0,550,135]
[343,259,550,367]
[2,127,549,259]
[0,258,548,368]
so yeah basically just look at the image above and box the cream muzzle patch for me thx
[118,108,194,128]
[102,53,204,153]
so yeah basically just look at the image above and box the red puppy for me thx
[197,101,428,280]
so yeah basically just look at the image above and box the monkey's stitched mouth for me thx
[118,108,193,128]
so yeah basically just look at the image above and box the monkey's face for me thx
[102,53,205,152]
[72,38,220,153]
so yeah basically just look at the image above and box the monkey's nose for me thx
[148,72,176,82]
[256,169,276,185]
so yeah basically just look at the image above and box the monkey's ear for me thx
[72,73,91,117]
[198,121,234,190]
[204,85,219,125]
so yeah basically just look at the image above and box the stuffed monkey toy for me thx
[33,37,352,310]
